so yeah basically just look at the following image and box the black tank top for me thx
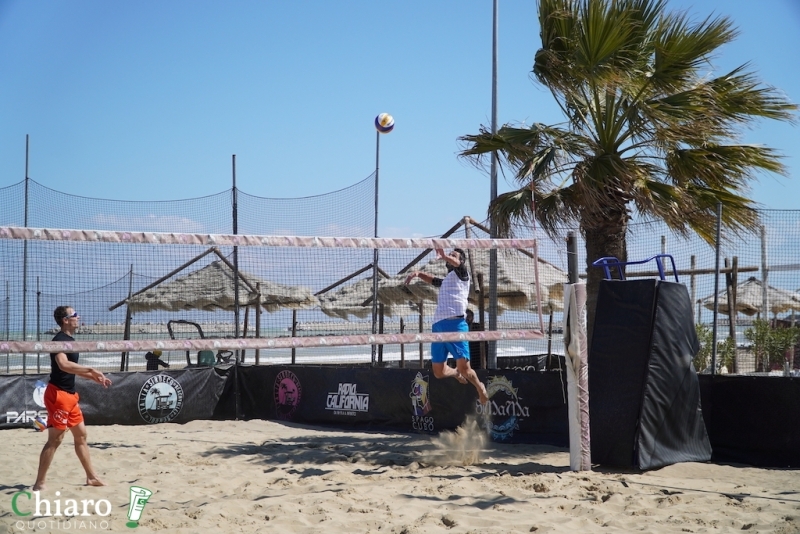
[49,331,79,393]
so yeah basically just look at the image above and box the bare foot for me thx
[86,477,106,487]
[32,483,45,491]
[455,373,468,384]
[477,382,489,405]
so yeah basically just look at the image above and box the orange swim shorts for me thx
[44,383,84,430]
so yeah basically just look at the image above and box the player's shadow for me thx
[91,441,145,450]
[0,483,29,492]
[202,420,570,477]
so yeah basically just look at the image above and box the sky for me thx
[1,0,799,240]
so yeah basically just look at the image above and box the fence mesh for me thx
[0,228,551,374]
[1,177,799,376]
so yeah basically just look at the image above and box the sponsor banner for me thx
[0,376,49,428]
[0,368,227,427]
[238,366,406,427]
[480,371,571,444]
[2,366,567,444]
[237,366,568,444]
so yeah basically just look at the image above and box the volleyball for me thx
[33,416,47,431]
[375,113,394,134]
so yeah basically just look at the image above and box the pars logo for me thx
[4,379,48,426]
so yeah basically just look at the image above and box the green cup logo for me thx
[126,486,153,528]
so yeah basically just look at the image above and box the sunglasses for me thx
[64,312,79,319]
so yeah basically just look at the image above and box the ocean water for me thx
[2,334,565,374]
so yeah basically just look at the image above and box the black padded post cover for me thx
[589,279,711,469]
[589,279,658,467]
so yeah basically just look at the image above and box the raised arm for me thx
[437,248,463,268]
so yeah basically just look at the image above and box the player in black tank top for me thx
[33,306,113,491]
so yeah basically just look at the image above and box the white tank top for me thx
[432,269,470,323]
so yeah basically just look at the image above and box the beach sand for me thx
[1,418,798,533]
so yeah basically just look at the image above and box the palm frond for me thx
[651,12,737,91]
[460,0,796,259]
[667,145,788,191]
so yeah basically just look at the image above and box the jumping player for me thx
[405,248,489,404]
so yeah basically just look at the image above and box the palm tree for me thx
[459,0,796,335]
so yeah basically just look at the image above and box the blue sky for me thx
[1,0,798,239]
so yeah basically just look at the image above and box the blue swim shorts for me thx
[430,317,469,364]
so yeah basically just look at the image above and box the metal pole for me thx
[232,155,241,420]
[371,131,380,366]
[255,282,261,366]
[690,255,697,321]
[418,301,424,368]
[232,155,240,345]
[488,0,499,369]
[291,309,297,364]
[761,224,769,318]
[5,281,8,373]
[22,135,30,374]
[4,280,8,341]
[399,318,405,368]
[36,276,41,373]
[121,264,134,372]
[711,202,722,374]
[567,231,578,284]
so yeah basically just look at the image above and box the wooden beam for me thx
[108,247,219,311]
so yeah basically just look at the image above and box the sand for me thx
[1,418,798,533]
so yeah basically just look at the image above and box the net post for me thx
[564,282,591,471]
[291,310,297,364]
[399,318,405,368]
[418,301,424,368]
[255,282,261,366]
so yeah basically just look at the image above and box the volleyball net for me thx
[0,224,567,373]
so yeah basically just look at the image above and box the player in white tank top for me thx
[404,248,488,406]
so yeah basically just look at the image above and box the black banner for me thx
[699,375,800,468]
[0,368,226,427]
[0,375,50,428]
[235,366,569,446]
[4,365,800,466]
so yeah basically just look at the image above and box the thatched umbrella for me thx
[125,260,318,313]
[701,277,800,317]
[108,249,318,368]
[317,275,434,320]
[318,249,566,319]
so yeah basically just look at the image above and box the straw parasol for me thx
[318,249,567,319]
[317,276,431,320]
[125,260,318,313]
[700,276,800,317]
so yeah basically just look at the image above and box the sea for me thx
[1,328,566,374]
